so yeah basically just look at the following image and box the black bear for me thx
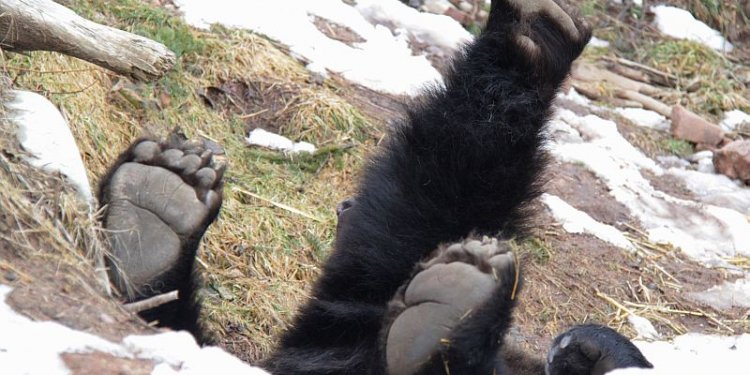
[99,0,654,374]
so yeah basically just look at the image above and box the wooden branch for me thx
[602,56,678,87]
[570,80,644,108]
[616,90,673,117]
[609,64,651,85]
[572,63,662,96]
[0,0,175,81]
[123,290,179,313]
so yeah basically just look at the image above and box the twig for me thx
[123,290,179,313]
[650,262,680,284]
[697,308,735,333]
[233,187,323,222]
[596,289,636,316]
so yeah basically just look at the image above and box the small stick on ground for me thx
[123,290,179,313]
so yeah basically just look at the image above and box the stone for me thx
[458,1,473,12]
[670,105,724,146]
[443,6,470,25]
[713,140,750,182]
[421,0,452,14]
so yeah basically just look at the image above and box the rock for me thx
[420,0,452,14]
[477,10,488,19]
[443,6,470,25]
[670,105,724,146]
[714,140,750,182]
[458,1,473,12]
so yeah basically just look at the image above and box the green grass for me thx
[660,138,695,158]
[637,39,748,115]
[579,0,599,17]
[515,237,554,265]
[73,0,205,58]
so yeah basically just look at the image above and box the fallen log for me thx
[0,0,175,81]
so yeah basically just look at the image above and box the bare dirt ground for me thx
[0,240,151,342]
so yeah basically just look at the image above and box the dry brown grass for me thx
[1,0,380,360]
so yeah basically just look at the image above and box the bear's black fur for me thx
[263,0,591,372]
[100,0,655,374]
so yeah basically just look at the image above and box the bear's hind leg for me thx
[384,237,519,375]
[99,136,224,341]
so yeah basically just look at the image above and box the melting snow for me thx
[614,108,669,131]
[651,5,733,53]
[588,37,611,48]
[246,128,317,154]
[541,193,635,251]
[719,109,750,132]
[5,90,93,205]
[687,278,750,310]
[607,333,750,375]
[0,286,126,374]
[354,0,472,53]
[0,285,269,374]
[549,108,750,266]
[665,168,750,214]
[174,0,472,96]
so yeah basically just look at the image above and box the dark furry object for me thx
[100,0,655,374]
[262,0,623,373]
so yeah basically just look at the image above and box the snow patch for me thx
[666,168,750,214]
[588,37,610,48]
[0,285,128,374]
[651,5,733,53]
[354,0,472,53]
[687,278,750,310]
[557,88,592,107]
[607,333,750,375]
[173,0,471,96]
[5,90,93,205]
[0,285,269,374]
[124,333,263,374]
[719,110,750,132]
[541,193,635,251]
[550,109,750,266]
[614,108,669,131]
[246,128,316,154]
